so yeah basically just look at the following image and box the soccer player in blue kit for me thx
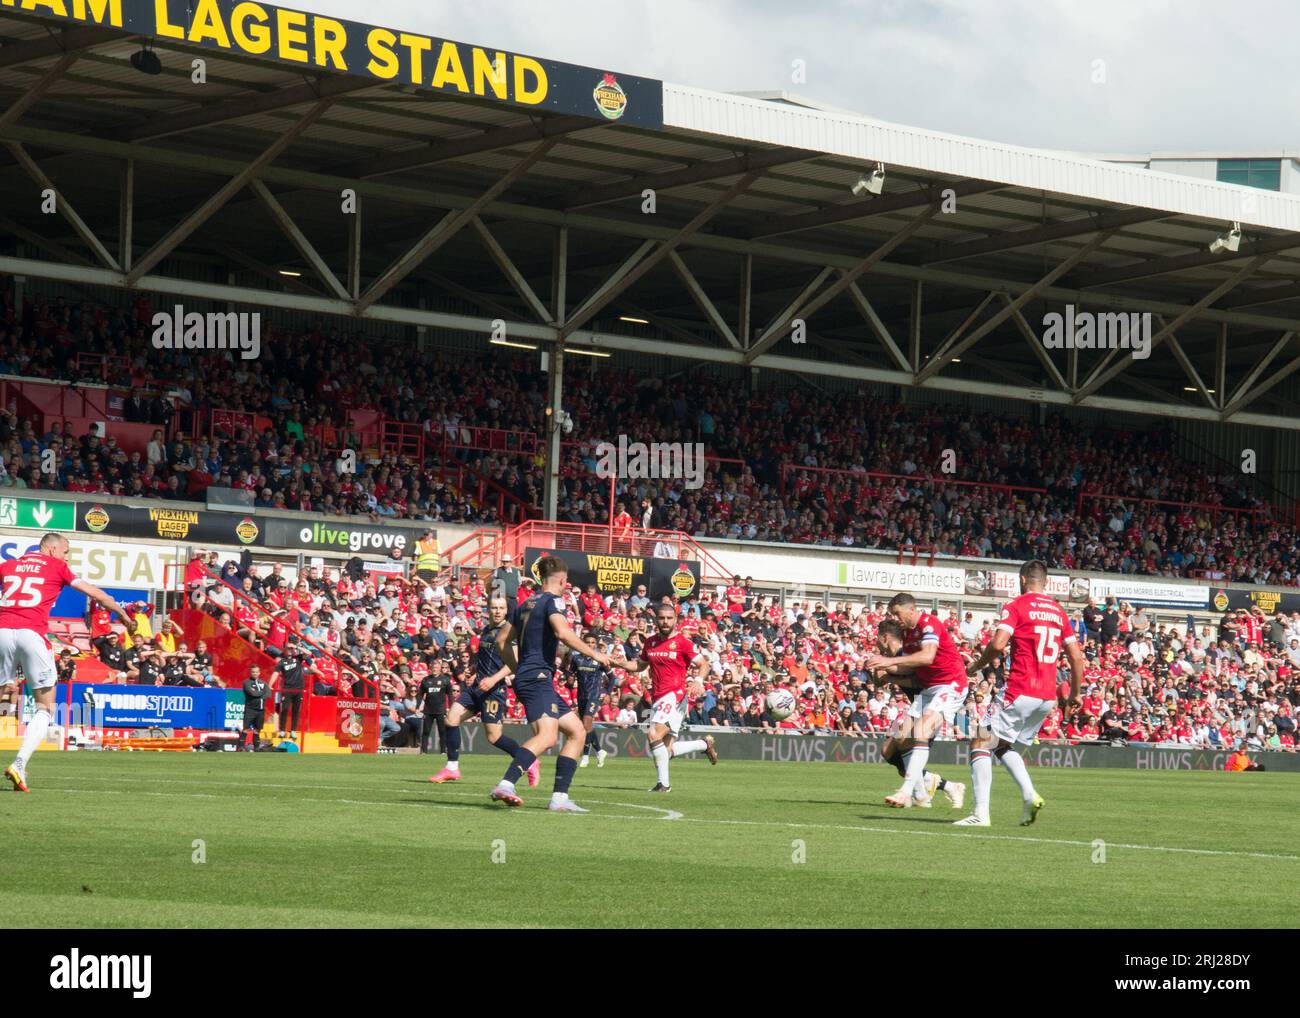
[489,555,615,812]
[427,594,539,787]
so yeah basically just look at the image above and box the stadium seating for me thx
[0,292,1293,586]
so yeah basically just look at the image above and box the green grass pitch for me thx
[2,751,1296,928]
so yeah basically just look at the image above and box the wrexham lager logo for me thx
[670,563,696,598]
[83,504,110,533]
[235,517,259,545]
[593,72,627,120]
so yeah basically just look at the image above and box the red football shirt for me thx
[902,611,968,692]
[640,630,701,703]
[997,591,1075,701]
[0,552,78,634]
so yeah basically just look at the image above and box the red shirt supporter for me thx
[232,601,258,630]
[580,591,605,626]
[88,605,115,639]
[266,615,292,652]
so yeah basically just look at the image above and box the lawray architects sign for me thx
[262,519,430,555]
[835,560,965,595]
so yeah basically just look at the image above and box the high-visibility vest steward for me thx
[416,535,441,573]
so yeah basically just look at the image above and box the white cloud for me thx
[288,0,1300,152]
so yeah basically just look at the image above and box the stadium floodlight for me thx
[489,337,539,351]
[1209,222,1242,254]
[278,269,301,278]
[618,315,650,325]
[851,163,886,197]
[565,346,611,358]
[130,43,162,75]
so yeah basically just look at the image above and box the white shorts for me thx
[908,682,965,725]
[649,692,686,736]
[986,693,1054,746]
[0,628,58,691]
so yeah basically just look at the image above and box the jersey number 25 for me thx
[0,575,44,607]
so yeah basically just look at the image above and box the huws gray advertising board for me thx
[452,724,1300,772]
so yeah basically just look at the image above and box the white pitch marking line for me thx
[29,778,1297,860]
[36,786,677,822]
[33,775,684,819]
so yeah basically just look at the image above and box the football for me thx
[765,688,797,721]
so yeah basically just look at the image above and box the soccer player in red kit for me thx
[955,559,1085,827]
[0,533,135,791]
[617,602,718,791]
[863,592,968,808]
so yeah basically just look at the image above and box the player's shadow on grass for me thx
[857,813,962,825]
[400,797,503,812]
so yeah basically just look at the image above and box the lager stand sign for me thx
[335,699,379,753]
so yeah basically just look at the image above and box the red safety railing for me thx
[480,520,734,585]
[381,419,424,461]
[560,440,747,472]
[432,461,534,524]
[780,463,1047,502]
[896,545,937,567]
[444,425,540,457]
[209,407,270,439]
[74,352,131,383]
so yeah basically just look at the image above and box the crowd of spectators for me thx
[58,546,1293,755]
[0,289,1296,586]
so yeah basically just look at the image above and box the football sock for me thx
[444,726,461,763]
[584,730,600,755]
[16,708,50,769]
[999,748,1037,801]
[903,743,929,797]
[884,747,906,778]
[504,748,536,786]
[650,739,671,785]
[492,734,520,757]
[935,775,948,791]
[971,749,993,820]
[553,755,577,796]
[672,739,707,757]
